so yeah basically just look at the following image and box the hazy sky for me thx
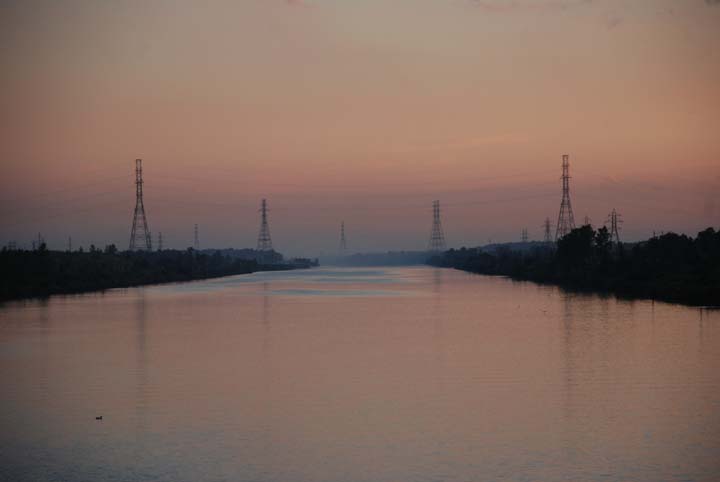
[1,0,719,256]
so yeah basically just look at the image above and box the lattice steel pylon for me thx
[555,154,576,241]
[257,199,273,251]
[157,232,163,251]
[543,217,553,244]
[129,158,152,251]
[194,224,200,250]
[606,208,623,244]
[428,200,447,252]
[339,221,347,253]
[521,228,528,243]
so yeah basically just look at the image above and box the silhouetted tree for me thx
[429,225,720,306]
[557,225,594,265]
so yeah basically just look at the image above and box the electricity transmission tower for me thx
[521,228,528,243]
[157,232,163,251]
[542,217,553,244]
[555,154,576,241]
[428,200,446,252]
[339,221,347,253]
[583,215,592,226]
[606,208,623,244]
[194,224,200,250]
[129,159,152,251]
[257,199,273,251]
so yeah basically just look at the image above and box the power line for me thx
[152,168,558,191]
[339,221,347,253]
[0,186,133,216]
[129,159,152,251]
[555,154,576,240]
[542,217,553,244]
[428,200,447,252]
[0,174,133,206]
[257,199,273,251]
[606,208,623,244]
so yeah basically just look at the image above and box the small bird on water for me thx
[95,416,103,420]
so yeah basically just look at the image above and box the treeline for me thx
[429,226,720,306]
[0,245,270,301]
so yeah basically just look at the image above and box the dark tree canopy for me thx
[0,249,278,301]
[429,226,720,306]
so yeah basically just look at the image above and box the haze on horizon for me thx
[1,0,719,257]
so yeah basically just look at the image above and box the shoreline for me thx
[428,227,720,308]
[444,266,719,308]
[0,264,302,305]
[0,248,314,303]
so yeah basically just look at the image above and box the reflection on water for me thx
[1,267,719,482]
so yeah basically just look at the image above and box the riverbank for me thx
[0,247,304,302]
[428,226,720,307]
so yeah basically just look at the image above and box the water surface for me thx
[1,267,719,481]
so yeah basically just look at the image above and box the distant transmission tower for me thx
[68,236,72,252]
[157,232,163,251]
[606,208,623,244]
[194,224,200,250]
[257,199,273,251]
[583,215,592,226]
[542,217,553,244]
[428,200,447,252]
[521,228,528,243]
[339,221,347,253]
[129,158,152,251]
[555,154,576,241]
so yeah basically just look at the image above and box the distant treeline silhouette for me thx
[429,226,720,306]
[0,245,294,301]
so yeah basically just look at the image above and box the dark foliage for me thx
[0,247,268,301]
[429,227,720,306]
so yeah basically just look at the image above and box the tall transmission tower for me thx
[257,199,273,251]
[194,224,200,251]
[555,154,576,241]
[33,233,45,250]
[339,221,347,253]
[129,159,152,251]
[521,228,528,243]
[428,200,447,252]
[543,217,553,244]
[606,208,623,244]
[157,232,163,251]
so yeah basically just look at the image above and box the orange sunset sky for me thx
[1,0,719,256]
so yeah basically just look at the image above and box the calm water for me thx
[1,267,719,482]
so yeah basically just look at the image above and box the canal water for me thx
[1,267,719,482]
